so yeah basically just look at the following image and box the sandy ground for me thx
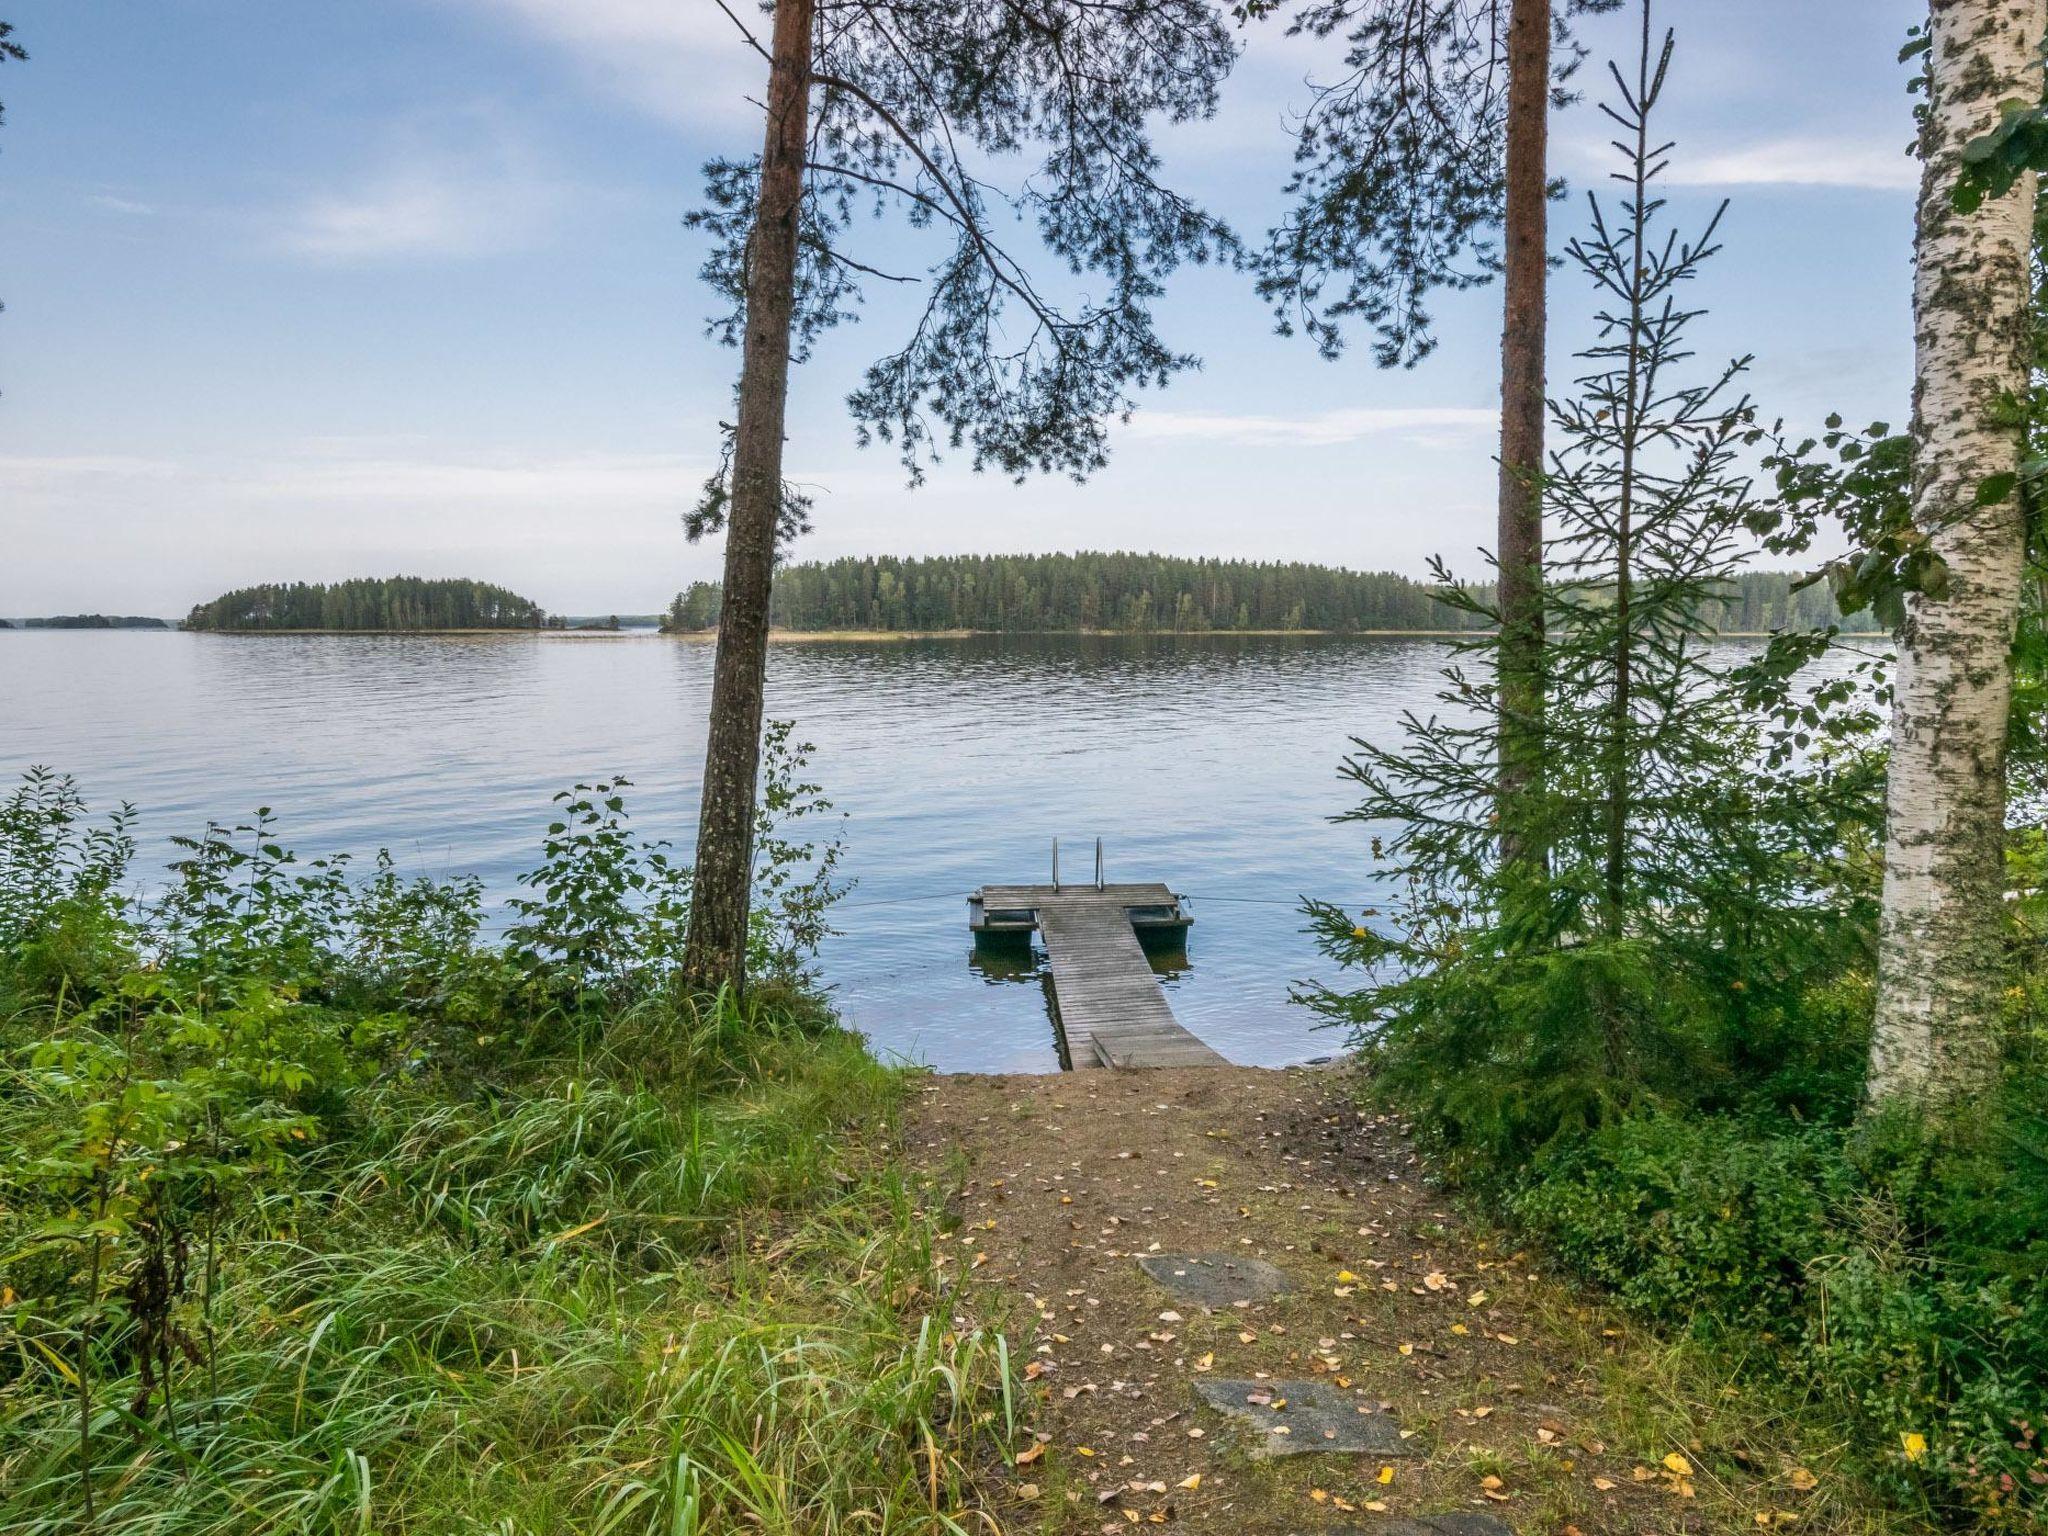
[909,1065,1841,1536]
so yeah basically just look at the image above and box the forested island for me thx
[662,552,1877,636]
[5,614,169,629]
[183,577,549,632]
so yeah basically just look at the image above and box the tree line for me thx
[182,578,549,633]
[662,552,1874,636]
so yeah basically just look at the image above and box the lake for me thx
[4,629,1493,1070]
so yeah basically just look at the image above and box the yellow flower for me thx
[1900,1432,1927,1462]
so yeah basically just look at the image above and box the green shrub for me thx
[1511,1112,1845,1331]
[0,765,1005,1533]
[1502,1090,2048,1531]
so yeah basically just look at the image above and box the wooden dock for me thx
[970,882,1226,1069]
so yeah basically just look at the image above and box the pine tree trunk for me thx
[1496,0,1551,870]
[681,0,816,994]
[1868,0,2042,1104]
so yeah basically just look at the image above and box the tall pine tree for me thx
[681,0,1238,991]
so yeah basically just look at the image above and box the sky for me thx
[0,0,1925,618]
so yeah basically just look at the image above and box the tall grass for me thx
[0,770,1016,1534]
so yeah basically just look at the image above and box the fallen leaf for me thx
[1377,1465,1396,1485]
[1177,1473,1202,1490]
[1014,1444,1045,1467]
[1664,1453,1694,1477]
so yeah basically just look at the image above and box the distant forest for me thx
[4,614,168,630]
[662,553,1879,636]
[183,577,548,632]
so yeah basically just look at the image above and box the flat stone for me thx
[1137,1253,1292,1307]
[1336,1518,1513,1536]
[1190,1379,1413,1458]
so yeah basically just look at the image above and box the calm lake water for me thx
[4,629,1485,1070]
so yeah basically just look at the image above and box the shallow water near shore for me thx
[3,627,1782,1071]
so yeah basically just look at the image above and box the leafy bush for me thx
[1511,1112,1846,1330]
[1501,1089,2048,1530]
[0,760,1003,1534]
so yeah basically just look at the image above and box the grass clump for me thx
[0,762,1015,1534]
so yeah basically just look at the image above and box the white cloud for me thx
[1127,406,1496,448]
[448,0,763,131]
[273,111,573,263]
[85,192,157,216]
[276,163,565,263]
[1661,136,1918,192]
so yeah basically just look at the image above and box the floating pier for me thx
[970,843,1224,1069]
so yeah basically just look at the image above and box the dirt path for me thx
[910,1066,1843,1536]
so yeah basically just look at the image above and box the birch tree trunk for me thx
[680,0,816,994]
[1496,0,1551,871]
[1868,0,2043,1103]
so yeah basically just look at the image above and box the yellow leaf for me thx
[1593,1477,1617,1491]
[1378,1465,1396,1485]
[1076,1446,1096,1457]
[1787,1467,1818,1492]
[1013,1443,1044,1467]
[1336,1269,1358,1283]
[1664,1453,1694,1477]
[1398,1342,1414,1356]
[1309,1488,1329,1504]
[1177,1473,1201,1490]
[1901,1432,1927,1462]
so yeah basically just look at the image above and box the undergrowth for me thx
[0,763,1016,1534]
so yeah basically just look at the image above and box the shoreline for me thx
[138,625,1864,642]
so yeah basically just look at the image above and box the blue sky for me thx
[2,0,1922,616]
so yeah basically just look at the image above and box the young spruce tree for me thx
[1302,4,1877,1166]
[681,0,1237,992]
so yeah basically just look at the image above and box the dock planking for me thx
[970,883,1225,1069]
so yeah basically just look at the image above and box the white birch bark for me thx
[1869,0,2044,1103]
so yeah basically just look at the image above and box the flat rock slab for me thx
[1191,1379,1413,1458]
[1335,1518,1514,1536]
[1137,1253,1292,1307]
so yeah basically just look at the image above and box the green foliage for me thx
[181,576,547,632]
[1296,20,2047,1526]
[0,763,1000,1534]
[690,1,1236,486]
[1506,1091,2048,1532]
[1246,0,1623,366]
[1512,1113,1847,1328]
[662,549,1862,636]
[1304,17,1883,1161]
